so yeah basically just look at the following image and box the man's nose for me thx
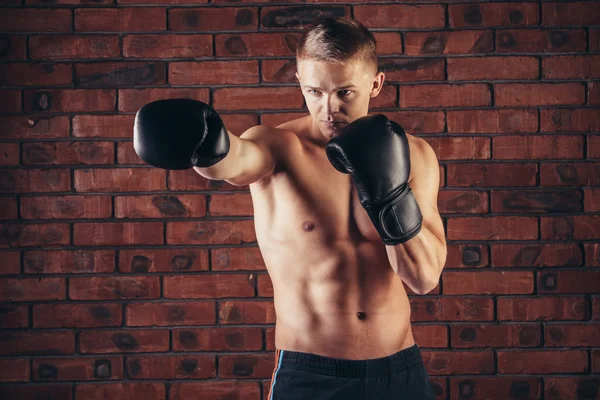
[323,95,340,116]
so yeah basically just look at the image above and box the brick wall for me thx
[1,1,599,399]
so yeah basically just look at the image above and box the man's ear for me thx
[370,71,385,98]
[295,72,301,83]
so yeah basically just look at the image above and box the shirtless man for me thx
[134,17,446,400]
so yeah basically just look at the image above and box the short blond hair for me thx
[296,17,378,74]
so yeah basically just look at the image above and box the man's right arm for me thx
[194,126,286,186]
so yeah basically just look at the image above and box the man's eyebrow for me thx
[303,85,356,90]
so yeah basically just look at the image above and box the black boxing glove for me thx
[326,114,422,245]
[134,98,230,170]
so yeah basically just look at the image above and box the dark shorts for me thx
[267,343,436,400]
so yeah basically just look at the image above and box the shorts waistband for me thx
[274,343,423,378]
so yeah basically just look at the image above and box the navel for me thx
[356,311,366,321]
[302,220,315,232]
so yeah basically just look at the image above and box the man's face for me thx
[296,57,384,140]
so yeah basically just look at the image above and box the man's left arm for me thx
[386,138,447,295]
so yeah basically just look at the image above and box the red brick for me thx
[118,88,209,112]
[261,5,349,29]
[0,196,18,220]
[0,63,72,86]
[76,383,165,399]
[115,194,206,219]
[170,61,258,85]
[498,350,587,374]
[0,249,20,274]
[261,59,296,84]
[491,243,582,268]
[126,301,215,326]
[170,382,261,400]
[0,223,70,248]
[74,168,166,192]
[586,244,600,267]
[443,271,533,295]
[451,323,540,348]
[167,220,256,245]
[493,135,584,160]
[497,29,586,53]
[426,136,489,161]
[123,34,212,58]
[370,85,397,109]
[438,190,488,214]
[22,141,114,166]
[0,169,70,193]
[75,62,166,86]
[72,115,135,138]
[543,215,600,240]
[21,195,112,219]
[126,355,215,379]
[447,163,537,187]
[119,248,209,273]
[540,162,600,186]
[412,325,448,348]
[164,274,254,299]
[421,350,494,375]
[29,35,120,60]
[543,55,600,79]
[214,87,303,111]
[0,9,71,32]
[216,33,301,57]
[538,270,600,293]
[32,356,122,380]
[33,303,122,328]
[374,32,403,55]
[24,89,116,113]
[168,169,247,192]
[541,109,600,132]
[0,331,74,355]
[0,89,21,113]
[0,36,27,60]
[498,296,587,321]
[405,30,493,55]
[401,84,490,108]
[546,377,600,400]
[24,249,115,274]
[355,5,445,29]
[590,82,600,105]
[118,141,143,165]
[447,216,537,241]
[0,116,69,140]
[496,83,585,107]
[257,274,273,297]
[584,188,600,212]
[209,193,253,216]
[0,385,73,399]
[219,300,276,324]
[220,114,259,134]
[380,58,445,82]
[0,359,28,381]
[594,350,600,372]
[410,297,494,322]
[0,143,19,166]
[70,276,160,300]
[450,377,540,400]
[172,327,263,352]
[448,109,537,134]
[211,247,265,271]
[31,0,111,3]
[546,323,600,347]
[266,327,275,351]
[219,354,274,379]
[543,2,600,26]
[448,56,538,80]
[75,8,166,32]
[170,7,257,31]
[0,277,65,302]
[382,111,445,134]
[73,222,163,246]
[449,3,539,27]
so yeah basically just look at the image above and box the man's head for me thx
[295,17,385,139]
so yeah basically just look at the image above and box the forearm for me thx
[193,130,241,180]
[385,225,446,295]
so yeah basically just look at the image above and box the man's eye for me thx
[339,90,353,96]
[308,89,320,95]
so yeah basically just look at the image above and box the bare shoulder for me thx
[405,132,439,183]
